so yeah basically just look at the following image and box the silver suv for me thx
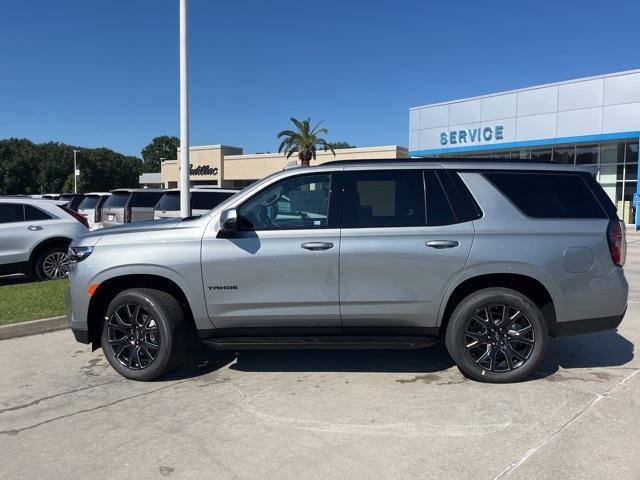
[67,161,628,383]
[0,197,89,280]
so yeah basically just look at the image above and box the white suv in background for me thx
[0,197,88,280]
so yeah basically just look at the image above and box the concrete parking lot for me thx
[1,240,639,479]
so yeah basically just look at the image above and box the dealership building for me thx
[409,69,640,223]
[159,145,408,189]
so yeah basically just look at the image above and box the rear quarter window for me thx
[24,205,52,221]
[484,172,607,219]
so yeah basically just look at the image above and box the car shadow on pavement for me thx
[536,330,634,375]
[160,330,634,381]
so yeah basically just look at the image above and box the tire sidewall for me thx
[446,288,548,383]
[101,290,176,381]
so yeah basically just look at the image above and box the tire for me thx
[101,288,185,381]
[445,287,548,383]
[34,246,70,281]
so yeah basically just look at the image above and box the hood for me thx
[74,218,186,247]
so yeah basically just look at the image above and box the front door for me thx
[201,171,341,332]
[339,169,474,331]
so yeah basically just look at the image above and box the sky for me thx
[1,0,639,158]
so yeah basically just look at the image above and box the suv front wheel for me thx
[445,287,548,383]
[101,288,185,381]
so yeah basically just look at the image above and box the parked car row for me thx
[28,187,240,230]
[1,188,240,280]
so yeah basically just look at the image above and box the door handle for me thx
[301,242,334,251]
[425,240,459,249]
[27,225,43,231]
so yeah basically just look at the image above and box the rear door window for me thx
[484,172,607,219]
[0,204,25,223]
[342,170,426,228]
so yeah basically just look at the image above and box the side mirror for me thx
[217,208,238,238]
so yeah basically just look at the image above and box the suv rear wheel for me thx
[34,246,70,280]
[445,287,548,383]
[101,288,185,381]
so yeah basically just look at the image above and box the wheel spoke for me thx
[107,304,160,371]
[464,304,535,374]
[502,348,513,370]
[109,336,129,346]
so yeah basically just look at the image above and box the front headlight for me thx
[68,246,94,263]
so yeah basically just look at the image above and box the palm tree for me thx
[277,117,335,167]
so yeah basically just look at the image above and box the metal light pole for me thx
[73,149,79,193]
[179,0,191,216]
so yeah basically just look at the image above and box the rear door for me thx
[339,168,476,331]
[0,203,53,266]
[0,203,29,265]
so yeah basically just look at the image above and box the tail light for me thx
[58,205,89,228]
[606,219,626,267]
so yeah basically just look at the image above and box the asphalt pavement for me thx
[1,238,639,479]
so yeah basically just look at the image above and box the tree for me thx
[0,138,142,194]
[277,118,335,167]
[141,135,179,173]
[331,141,356,149]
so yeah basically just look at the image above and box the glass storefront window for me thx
[552,147,575,164]
[575,145,598,164]
[511,150,531,160]
[623,182,637,201]
[601,143,625,164]
[531,149,552,162]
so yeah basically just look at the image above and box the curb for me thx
[0,316,68,341]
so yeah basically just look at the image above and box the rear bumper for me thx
[552,308,626,337]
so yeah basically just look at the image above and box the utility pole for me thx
[73,149,79,194]
[179,0,191,216]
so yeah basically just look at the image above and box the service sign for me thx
[440,125,504,146]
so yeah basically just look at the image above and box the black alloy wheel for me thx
[107,304,161,370]
[463,304,535,372]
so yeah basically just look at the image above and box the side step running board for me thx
[202,336,439,350]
